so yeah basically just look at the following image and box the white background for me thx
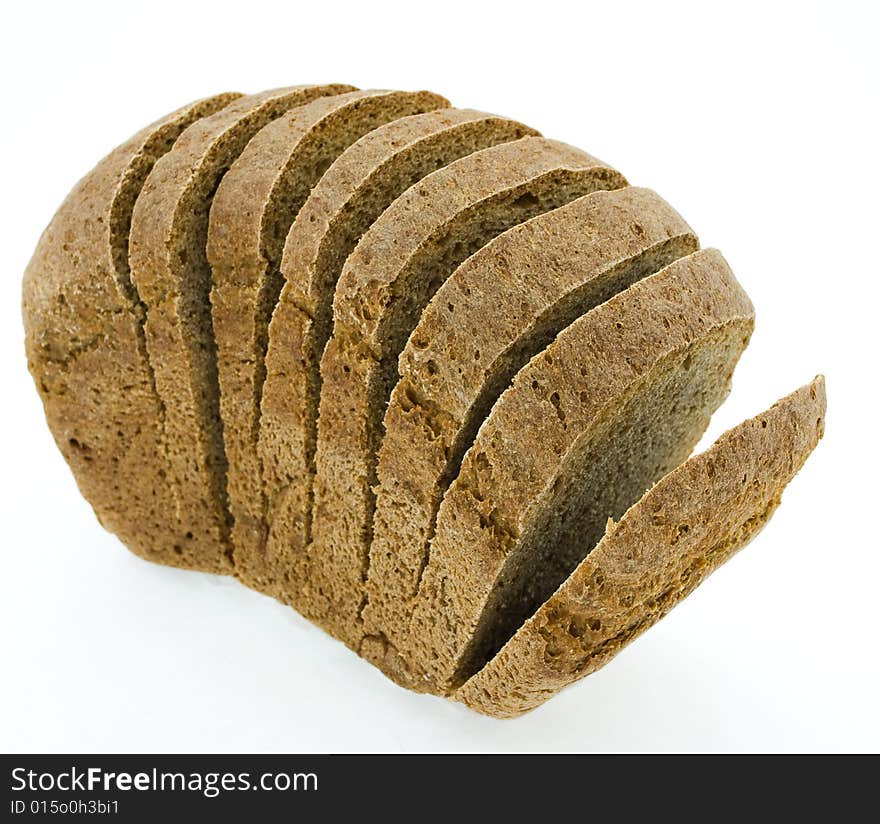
[2,1,877,753]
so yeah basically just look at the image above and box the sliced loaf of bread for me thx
[23,84,826,718]
[456,378,826,717]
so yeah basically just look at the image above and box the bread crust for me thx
[456,378,826,717]
[205,89,448,588]
[363,187,699,660]
[22,93,239,567]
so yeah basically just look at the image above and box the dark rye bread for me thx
[128,85,352,573]
[23,83,827,719]
[362,187,699,662]
[308,138,627,644]
[22,93,239,567]
[402,250,755,693]
[259,109,536,597]
[456,378,826,717]
[206,89,448,587]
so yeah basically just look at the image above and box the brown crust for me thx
[22,93,239,567]
[401,249,755,692]
[258,109,537,604]
[205,89,448,588]
[456,377,826,717]
[363,187,699,660]
[308,138,626,645]
[129,85,352,573]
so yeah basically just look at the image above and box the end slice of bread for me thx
[455,377,826,717]
[22,92,239,567]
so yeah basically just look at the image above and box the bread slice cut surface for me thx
[455,377,826,717]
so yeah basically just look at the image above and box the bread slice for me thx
[363,187,699,663]
[22,93,239,567]
[259,109,537,598]
[456,377,826,717]
[206,89,448,587]
[128,85,352,573]
[401,249,755,692]
[306,137,627,644]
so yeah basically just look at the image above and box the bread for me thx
[129,85,352,573]
[23,83,826,717]
[363,186,699,664]
[457,377,826,717]
[397,249,754,691]
[22,92,239,567]
[258,108,536,600]
[309,138,626,644]
[205,89,448,587]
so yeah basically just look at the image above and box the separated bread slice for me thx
[259,109,537,597]
[402,249,755,693]
[129,84,352,573]
[306,138,627,644]
[22,93,239,567]
[456,377,826,717]
[206,89,448,587]
[363,187,699,661]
